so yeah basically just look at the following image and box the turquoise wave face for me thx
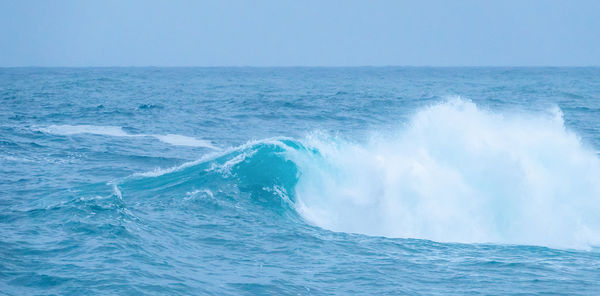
[118,140,302,215]
[2,68,600,295]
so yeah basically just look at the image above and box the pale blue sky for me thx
[1,0,599,67]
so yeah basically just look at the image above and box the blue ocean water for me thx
[1,67,600,295]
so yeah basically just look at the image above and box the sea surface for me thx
[1,67,600,295]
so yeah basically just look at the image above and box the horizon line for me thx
[1,65,599,69]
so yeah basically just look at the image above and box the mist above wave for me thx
[288,98,600,249]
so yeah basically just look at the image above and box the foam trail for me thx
[151,134,217,149]
[39,125,217,149]
[288,99,600,249]
[39,125,129,137]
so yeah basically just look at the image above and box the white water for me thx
[289,99,600,249]
[39,125,217,149]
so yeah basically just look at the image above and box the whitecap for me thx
[288,98,600,250]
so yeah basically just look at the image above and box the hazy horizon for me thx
[1,0,599,67]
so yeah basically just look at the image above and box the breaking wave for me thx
[125,99,600,249]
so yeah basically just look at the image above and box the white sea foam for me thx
[288,98,600,249]
[39,125,217,149]
[40,125,129,137]
[206,149,257,176]
[153,134,217,149]
[184,189,214,201]
[110,182,123,200]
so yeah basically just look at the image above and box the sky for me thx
[1,0,599,67]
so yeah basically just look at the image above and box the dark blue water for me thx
[2,67,600,295]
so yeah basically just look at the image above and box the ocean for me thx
[1,67,600,295]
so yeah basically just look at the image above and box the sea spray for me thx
[289,99,600,249]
